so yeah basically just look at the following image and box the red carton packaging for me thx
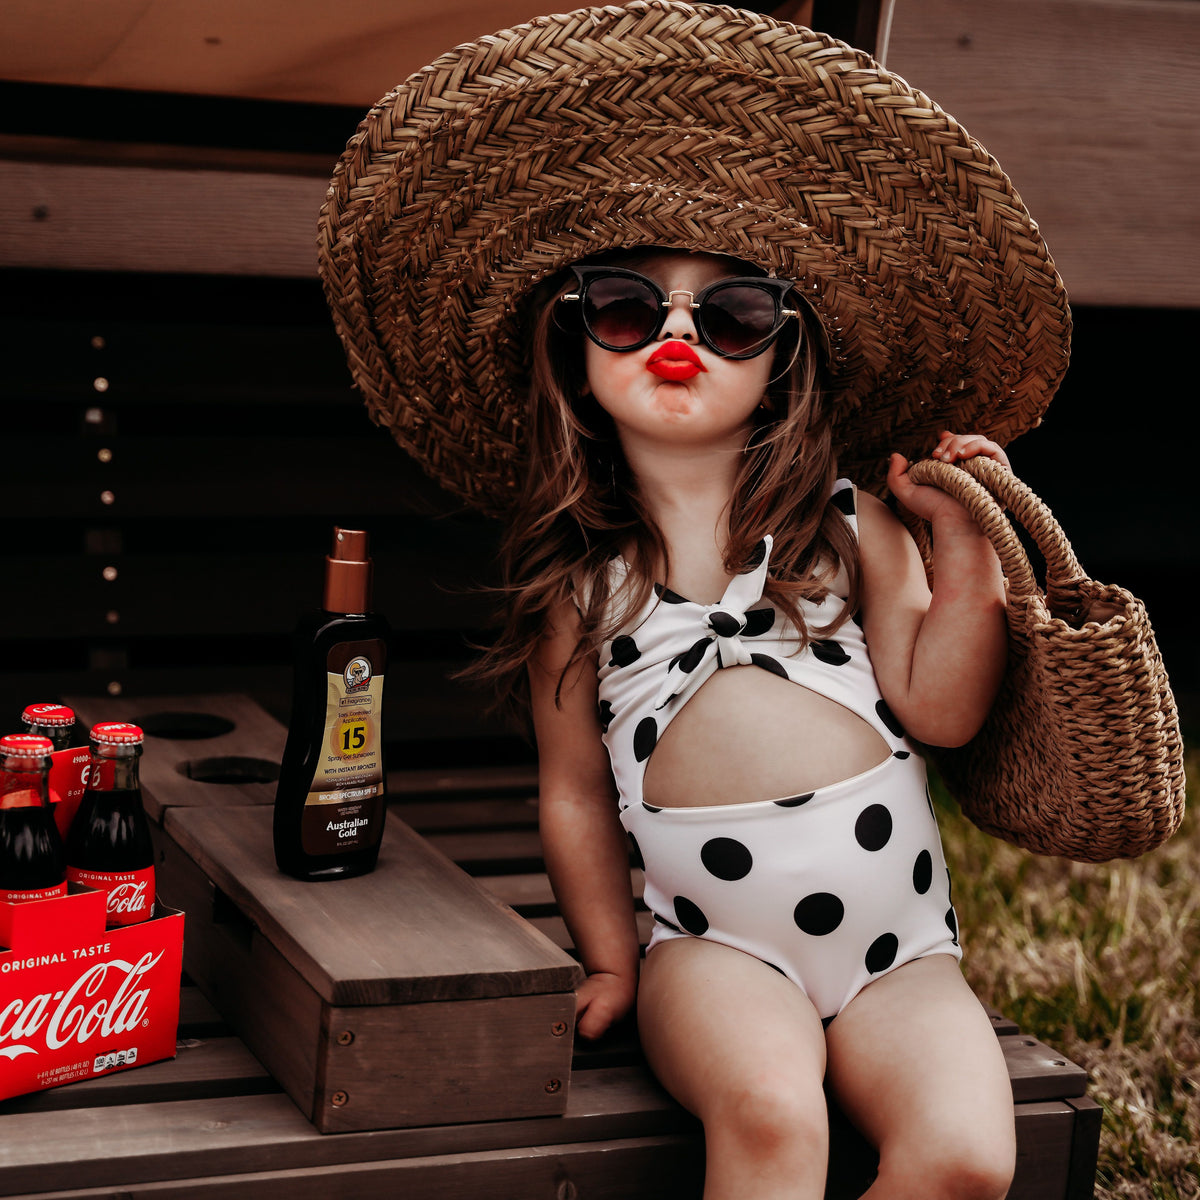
[0,886,183,1101]
[47,746,92,840]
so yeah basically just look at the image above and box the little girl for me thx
[317,5,1072,1197]
[517,247,1015,1200]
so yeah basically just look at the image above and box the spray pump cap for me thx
[323,527,373,614]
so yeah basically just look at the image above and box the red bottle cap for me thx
[0,734,55,757]
[21,703,76,728]
[90,722,145,746]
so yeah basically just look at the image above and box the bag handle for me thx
[906,456,1092,621]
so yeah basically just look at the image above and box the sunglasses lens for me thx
[701,285,779,357]
[583,276,660,348]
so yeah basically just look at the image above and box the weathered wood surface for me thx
[0,987,1100,1200]
[163,802,580,1006]
[2,0,1197,307]
[886,0,1200,308]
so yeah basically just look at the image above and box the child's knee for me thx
[708,1074,828,1160]
[884,1130,1015,1200]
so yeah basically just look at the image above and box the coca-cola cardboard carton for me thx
[0,884,183,1101]
[47,745,91,840]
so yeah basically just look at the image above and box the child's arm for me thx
[857,432,1009,747]
[529,601,642,1040]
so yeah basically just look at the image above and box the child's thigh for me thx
[824,954,1014,1163]
[637,938,828,1124]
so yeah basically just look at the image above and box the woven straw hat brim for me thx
[318,1,1071,517]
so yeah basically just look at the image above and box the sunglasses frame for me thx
[560,265,800,360]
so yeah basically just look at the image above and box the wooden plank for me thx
[389,796,539,833]
[68,693,286,820]
[0,159,328,278]
[0,1066,695,1194]
[163,804,581,1005]
[177,986,228,1037]
[1002,1037,1089,1104]
[1,1136,708,1200]
[479,870,645,911]
[1009,1101,1078,1200]
[422,828,546,873]
[315,993,575,1133]
[385,765,539,800]
[886,0,1200,308]
[0,1038,276,1115]
[1065,1096,1103,1200]
[0,1081,1089,1199]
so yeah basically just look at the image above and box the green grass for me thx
[939,746,1199,1199]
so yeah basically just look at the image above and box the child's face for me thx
[582,252,775,454]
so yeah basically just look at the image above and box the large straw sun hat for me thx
[318,1,1071,516]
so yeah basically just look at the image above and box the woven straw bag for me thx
[904,456,1186,862]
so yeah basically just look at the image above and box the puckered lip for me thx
[648,340,704,368]
[647,340,706,379]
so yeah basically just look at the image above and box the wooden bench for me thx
[0,693,1100,1199]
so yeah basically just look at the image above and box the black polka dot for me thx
[875,698,906,738]
[654,583,688,604]
[673,637,712,673]
[913,849,933,894]
[893,750,910,760]
[609,636,641,668]
[946,906,959,944]
[674,896,709,936]
[598,700,614,732]
[811,639,851,666]
[745,539,768,569]
[628,834,645,870]
[774,792,815,808]
[743,607,776,637]
[794,893,844,936]
[633,717,658,762]
[751,653,788,679]
[642,802,661,814]
[700,837,753,881]
[654,913,682,933]
[865,933,899,974]
[831,487,856,516]
[708,610,744,638]
[855,804,893,852]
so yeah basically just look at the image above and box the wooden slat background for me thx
[1,0,1196,749]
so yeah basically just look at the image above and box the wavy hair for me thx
[467,254,861,730]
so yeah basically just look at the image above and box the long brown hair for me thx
[468,254,861,729]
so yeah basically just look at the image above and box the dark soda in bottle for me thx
[0,734,67,903]
[65,722,155,926]
[20,703,77,752]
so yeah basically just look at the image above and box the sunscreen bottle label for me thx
[301,649,385,856]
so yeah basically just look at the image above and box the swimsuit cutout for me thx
[592,480,962,1019]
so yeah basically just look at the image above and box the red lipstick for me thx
[647,340,706,381]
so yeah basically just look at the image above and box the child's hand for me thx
[928,431,1010,470]
[887,430,1009,524]
[575,969,638,1040]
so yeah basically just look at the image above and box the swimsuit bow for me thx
[653,534,774,711]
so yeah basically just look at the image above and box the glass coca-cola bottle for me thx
[20,703,77,751]
[0,734,67,903]
[65,722,155,926]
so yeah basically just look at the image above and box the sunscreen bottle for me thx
[273,528,389,880]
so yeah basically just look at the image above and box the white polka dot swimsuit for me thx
[595,480,961,1020]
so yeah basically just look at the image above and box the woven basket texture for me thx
[906,457,1186,862]
[318,1,1071,516]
